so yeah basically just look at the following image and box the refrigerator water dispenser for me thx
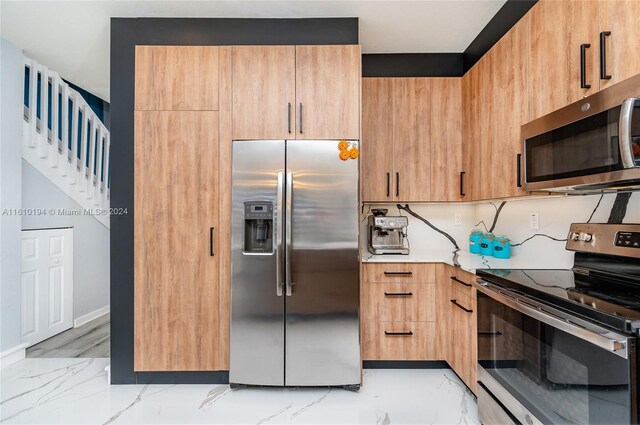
[243,201,274,254]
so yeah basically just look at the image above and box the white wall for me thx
[372,193,640,269]
[1,38,24,352]
[21,161,110,321]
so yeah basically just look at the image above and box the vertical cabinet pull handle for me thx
[395,172,399,197]
[209,227,215,256]
[516,154,522,188]
[386,172,390,197]
[600,31,612,80]
[299,103,303,134]
[459,171,466,196]
[580,43,591,89]
[287,103,292,133]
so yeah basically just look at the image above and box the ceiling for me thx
[0,1,506,101]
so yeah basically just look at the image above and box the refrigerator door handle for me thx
[285,171,294,296]
[275,171,285,297]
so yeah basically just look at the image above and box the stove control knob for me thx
[579,232,593,242]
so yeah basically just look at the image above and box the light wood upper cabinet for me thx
[135,46,219,111]
[361,77,461,202]
[295,45,361,140]
[462,64,482,201]
[393,78,431,202]
[231,46,295,140]
[529,0,599,121]
[134,110,220,371]
[362,78,394,202]
[598,1,640,88]
[430,78,462,202]
[488,12,529,199]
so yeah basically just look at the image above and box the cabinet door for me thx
[295,45,360,139]
[449,291,477,394]
[231,46,295,140]
[489,14,530,199]
[430,78,462,201]
[598,1,640,89]
[392,78,431,202]
[362,78,394,202]
[135,46,219,111]
[462,65,482,201]
[134,111,220,371]
[529,0,599,120]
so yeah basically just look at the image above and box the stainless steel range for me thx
[474,223,640,425]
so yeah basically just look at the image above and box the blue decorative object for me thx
[493,236,511,259]
[479,233,495,256]
[469,230,483,254]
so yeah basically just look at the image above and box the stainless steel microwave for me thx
[521,74,640,192]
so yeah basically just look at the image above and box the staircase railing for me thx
[22,57,110,228]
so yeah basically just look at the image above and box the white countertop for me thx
[361,248,571,274]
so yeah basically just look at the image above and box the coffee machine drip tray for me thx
[367,213,410,255]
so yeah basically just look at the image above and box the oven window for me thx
[525,106,623,183]
[477,292,633,424]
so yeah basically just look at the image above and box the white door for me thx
[21,228,73,346]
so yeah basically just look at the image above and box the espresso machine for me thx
[367,209,410,255]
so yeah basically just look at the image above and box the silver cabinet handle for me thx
[299,103,303,134]
[619,98,639,169]
[276,171,284,297]
[285,171,293,296]
[287,103,292,134]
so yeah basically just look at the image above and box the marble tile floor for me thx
[0,358,479,425]
[26,314,110,358]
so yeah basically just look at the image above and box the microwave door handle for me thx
[619,98,638,169]
[275,171,284,297]
[285,171,293,296]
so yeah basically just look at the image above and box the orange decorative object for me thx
[349,148,359,159]
[338,140,349,151]
[339,150,350,161]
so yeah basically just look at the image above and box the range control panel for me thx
[615,231,640,248]
[566,223,640,259]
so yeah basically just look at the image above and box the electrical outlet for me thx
[529,213,540,230]
[454,213,462,226]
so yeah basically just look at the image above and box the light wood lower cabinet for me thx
[361,262,436,284]
[362,321,436,361]
[361,263,437,361]
[134,110,221,371]
[436,264,478,394]
[361,283,435,322]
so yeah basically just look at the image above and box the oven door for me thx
[476,280,636,425]
[522,90,640,192]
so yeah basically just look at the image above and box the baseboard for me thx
[363,360,450,369]
[135,371,229,384]
[74,305,110,328]
[1,343,29,368]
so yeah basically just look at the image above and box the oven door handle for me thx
[619,98,639,169]
[474,279,631,359]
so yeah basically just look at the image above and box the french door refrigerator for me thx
[230,139,360,388]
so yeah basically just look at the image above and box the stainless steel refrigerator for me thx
[229,139,360,389]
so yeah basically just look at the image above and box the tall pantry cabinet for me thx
[134,46,222,371]
[133,44,361,372]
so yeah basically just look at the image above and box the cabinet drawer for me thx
[361,283,435,322]
[449,268,477,299]
[362,263,435,283]
[362,321,436,360]
[449,291,474,314]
